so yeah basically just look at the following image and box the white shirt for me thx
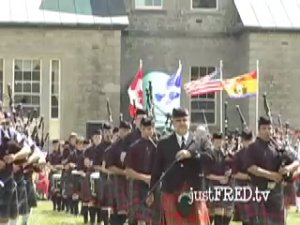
[175,132,189,148]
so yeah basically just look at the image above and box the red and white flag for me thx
[128,60,144,117]
[184,70,223,96]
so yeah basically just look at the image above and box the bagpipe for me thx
[1,84,49,170]
[263,93,295,183]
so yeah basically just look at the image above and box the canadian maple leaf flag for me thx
[128,61,144,118]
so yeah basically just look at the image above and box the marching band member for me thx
[244,116,299,225]
[148,108,213,225]
[106,121,132,225]
[125,117,157,225]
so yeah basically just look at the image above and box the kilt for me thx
[283,182,296,207]
[232,180,250,222]
[61,171,73,198]
[93,173,114,208]
[80,172,92,202]
[207,180,234,215]
[244,184,285,225]
[0,176,18,219]
[15,175,29,215]
[296,180,300,197]
[128,180,152,223]
[112,175,128,212]
[71,171,82,195]
[24,175,37,208]
[161,185,210,225]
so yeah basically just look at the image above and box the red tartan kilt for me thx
[113,175,128,212]
[161,190,210,225]
[80,175,92,202]
[284,183,296,207]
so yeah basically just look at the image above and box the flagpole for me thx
[219,60,223,133]
[255,60,260,135]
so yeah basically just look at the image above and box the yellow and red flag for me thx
[223,71,257,98]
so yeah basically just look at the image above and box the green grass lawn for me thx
[27,201,300,225]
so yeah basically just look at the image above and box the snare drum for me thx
[90,172,100,196]
[52,173,62,190]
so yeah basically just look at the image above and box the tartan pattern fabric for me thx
[112,175,128,212]
[283,183,296,207]
[296,180,300,197]
[128,180,153,223]
[0,177,18,219]
[80,173,92,202]
[161,183,210,225]
[244,185,285,225]
[61,171,73,198]
[25,179,37,208]
[16,177,29,215]
[96,174,114,208]
[206,180,234,215]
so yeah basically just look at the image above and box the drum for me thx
[52,173,62,190]
[90,172,100,196]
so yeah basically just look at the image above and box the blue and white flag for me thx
[155,62,182,113]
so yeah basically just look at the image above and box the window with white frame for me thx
[190,66,216,124]
[0,59,3,101]
[135,0,163,9]
[14,59,41,116]
[50,60,60,119]
[192,0,217,9]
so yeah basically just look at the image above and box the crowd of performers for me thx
[0,110,47,225]
[46,107,300,225]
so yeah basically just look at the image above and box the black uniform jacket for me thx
[150,132,214,193]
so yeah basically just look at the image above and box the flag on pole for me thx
[223,71,257,98]
[154,61,182,113]
[128,60,144,118]
[184,70,223,96]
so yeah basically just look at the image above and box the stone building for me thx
[121,0,300,133]
[1,0,300,139]
[0,0,128,139]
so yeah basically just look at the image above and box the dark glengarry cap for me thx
[258,116,272,126]
[119,121,132,130]
[241,128,253,141]
[103,123,112,130]
[140,117,154,127]
[136,108,147,116]
[172,107,189,118]
[212,132,223,140]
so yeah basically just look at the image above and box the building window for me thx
[192,0,217,9]
[135,0,163,9]
[0,59,3,101]
[14,59,41,116]
[50,60,60,119]
[190,66,216,125]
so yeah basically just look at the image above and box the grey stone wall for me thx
[121,0,249,132]
[0,27,121,139]
[248,32,300,130]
